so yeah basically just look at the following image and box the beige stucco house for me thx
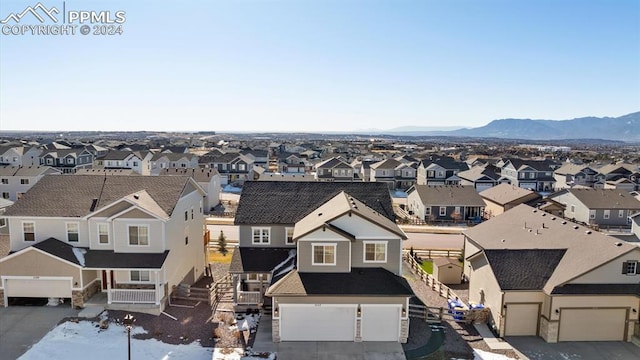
[463,204,640,342]
[0,175,206,314]
[479,183,541,218]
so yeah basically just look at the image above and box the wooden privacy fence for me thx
[404,254,491,324]
[407,248,462,259]
[170,273,233,311]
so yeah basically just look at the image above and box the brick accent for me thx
[72,281,102,309]
[399,318,409,343]
[355,318,362,342]
[540,317,558,343]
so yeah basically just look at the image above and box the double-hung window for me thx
[66,223,79,242]
[252,227,270,244]
[312,244,336,265]
[439,207,447,217]
[23,222,35,241]
[364,241,387,263]
[129,225,149,246]
[285,227,294,245]
[98,223,109,244]
[130,270,150,282]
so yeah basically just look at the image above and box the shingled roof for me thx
[482,249,566,290]
[4,175,192,217]
[409,185,485,207]
[32,238,168,268]
[235,181,394,224]
[266,267,413,296]
[479,183,540,206]
[557,188,640,209]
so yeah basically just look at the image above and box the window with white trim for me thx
[98,223,109,244]
[439,206,446,217]
[312,244,336,265]
[128,225,149,246]
[66,223,79,242]
[247,273,260,281]
[0,218,6,228]
[252,227,270,244]
[0,178,7,184]
[619,210,625,218]
[425,207,431,216]
[604,210,610,219]
[23,222,35,241]
[130,270,150,282]
[364,241,387,262]
[589,210,596,219]
[20,179,29,185]
[1,192,9,199]
[623,261,638,275]
[285,227,294,245]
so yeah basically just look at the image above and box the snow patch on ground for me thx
[473,349,517,360]
[213,348,276,360]
[19,320,212,360]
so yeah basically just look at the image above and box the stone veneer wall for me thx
[0,289,4,307]
[539,317,558,343]
[72,281,101,308]
[272,318,280,342]
[400,318,409,343]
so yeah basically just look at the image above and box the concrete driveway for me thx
[253,315,406,360]
[0,305,79,360]
[506,336,640,360]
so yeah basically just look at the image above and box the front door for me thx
[101,270,114,290]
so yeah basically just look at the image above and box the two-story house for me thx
[94,150,153,175]
[407,185,485,223]
[0,145,41,167]
[39,148,94,174]
[553,164,603,190]
[0,165,61,201]
[457,164,508,192]
[315,157,355,182]
[464,204,640,342]
[0,175,206,314]
[498,158,559,192]
[547,188,640,229]
[150,152,199,176]
[230,181,412,343]
[416,156,469,186]
[596,163,640,192]
[369,159,402,188]
[161,168,222,214]
[201,152,254,185]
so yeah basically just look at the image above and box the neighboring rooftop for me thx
[479,183,540,205]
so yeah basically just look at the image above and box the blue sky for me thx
[0,0,638,132]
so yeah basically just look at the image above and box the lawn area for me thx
[420,260,433,274]
[208,247,234,264]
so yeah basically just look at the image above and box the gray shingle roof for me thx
[160,168,220,183]
[551,283,640,295]
[4,175,191,217]
[33,238,168,268]
[409,185,486,207]
[558,188,640,209]
[267,268,414,296]
[483,249,566,290]
[235,181,394,224]
[229,247,293,273]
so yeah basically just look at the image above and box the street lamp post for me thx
[123,314,136,360]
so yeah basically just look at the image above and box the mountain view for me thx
[375,112,640,142]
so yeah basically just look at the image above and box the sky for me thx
[0,0,638,132]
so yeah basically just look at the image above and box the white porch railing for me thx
[237,291,261,305]
[110,289,156,304]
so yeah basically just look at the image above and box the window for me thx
[98,223,109,244]
[239,164,246,171]
[0,178,7,184]
[364,241,387,262]
[185,211,188,221]
[425,207,431,216]
[67,158,73,164]
[247,273,260,281]
[285,227,294,245]
[623,261,638,275]
[312,244,336,265]
[128,225,149,246]
[437,171,444,178]
[46,158,53,165]
[604,210,610,219]
[619,210,625,218]
[23,222,35,241]
[185,236,189,245]
[0,218,6,228]
[529,172,535,179]
[191,209,194,220]
[130,270,150,282]
[1,192,8,199]
[66,223,79,242]
[427,170,435,178]
[439,207,446,217]
[252,227,270,244]
[589,210,596,219]
[570,205,575,213]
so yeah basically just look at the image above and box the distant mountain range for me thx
[363,112,640,142]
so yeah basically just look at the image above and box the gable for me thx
[114,207,157,219]
[565,248,640,286]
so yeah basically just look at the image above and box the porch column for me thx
[259,274,264,304]
[155,270,160,305]
[232,274,238,305]
[106,270,112,305]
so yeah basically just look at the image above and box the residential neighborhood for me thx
[0,132,639,360]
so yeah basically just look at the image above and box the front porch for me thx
[89,269,167,313]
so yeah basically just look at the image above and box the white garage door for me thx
[361,305,401,341]
[504,303,539,336]
[559,308,626,341]
[4,277,72,299]
[280,304,356,341]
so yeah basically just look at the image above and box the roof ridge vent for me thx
[585,230,592,234]
[573,225,579,230]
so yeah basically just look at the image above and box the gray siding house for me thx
[548,188,640,228]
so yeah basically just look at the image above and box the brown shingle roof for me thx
[4,175,190,217]
[479,183,540,206]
